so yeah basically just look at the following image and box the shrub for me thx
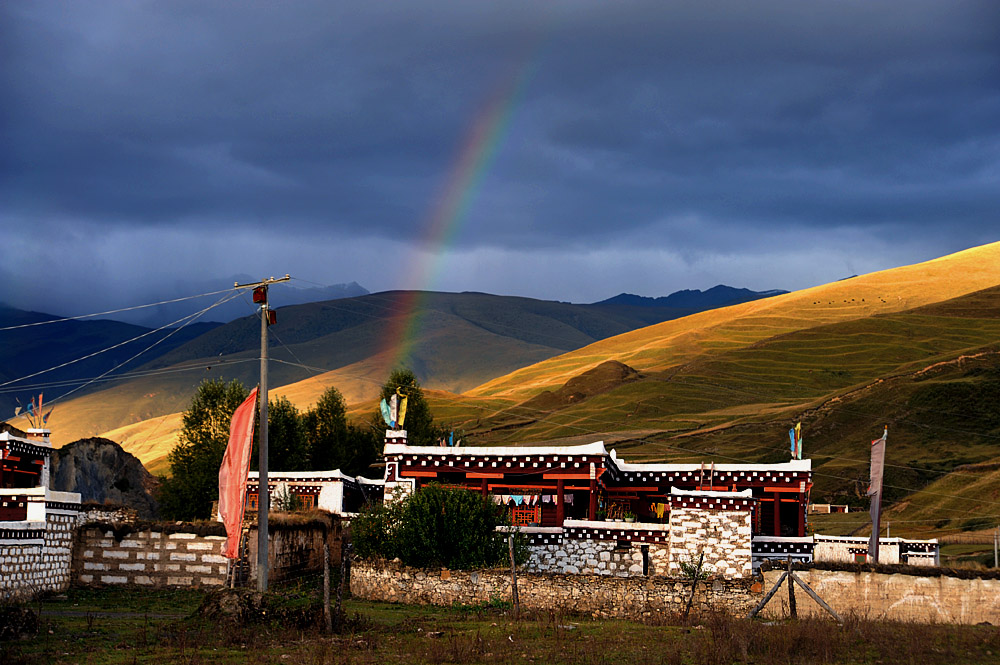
[352,484,528,569]
[351,497,405,561]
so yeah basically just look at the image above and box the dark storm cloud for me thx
[1,1,998,312]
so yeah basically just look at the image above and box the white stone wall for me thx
[0,509,78,599]
[383,480,414,503]
[526,537,670,577]
[73,528,230,588]
[813,536,901,564]
[668,508,752,579]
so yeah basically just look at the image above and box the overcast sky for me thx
[2,1,998,318]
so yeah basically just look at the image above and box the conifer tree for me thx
[159,378,250,520]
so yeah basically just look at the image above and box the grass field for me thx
[3,586,999,665]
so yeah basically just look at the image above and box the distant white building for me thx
[245,469,384,516]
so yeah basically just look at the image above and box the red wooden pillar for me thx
[481,477,488,498]
[773,491,782,536]
[556,479,565,525]
[797,492,806,537]
[589,479,597,520]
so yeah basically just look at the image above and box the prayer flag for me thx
[867,427,888,563]
[379,398,392,428]
[396,388,408,428]
[789,422,803,459]
[218,387,259,559]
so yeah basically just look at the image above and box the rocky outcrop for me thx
[49,437,160,519]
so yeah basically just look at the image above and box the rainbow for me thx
[379,50,538,373]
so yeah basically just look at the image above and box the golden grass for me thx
[469,241,1000,401]
[99,411,183,476]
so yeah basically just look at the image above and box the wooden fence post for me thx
[334,540,348,631]
[508,533,519,618]
[323,541,332,634]
[787,558,797,619]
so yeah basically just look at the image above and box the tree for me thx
[159,379,251,520]
[304,386,348,470]
[352,483,527,569]
[267,396,309,472]
[303,386,380,477]
[375,368,438,447]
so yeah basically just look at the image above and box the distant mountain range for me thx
[596,285,788,309]
[99,279,371,327]
[3,284,784,467]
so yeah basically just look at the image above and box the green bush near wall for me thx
[352,484,527,569]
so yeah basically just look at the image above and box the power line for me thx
[0,357,259,395]
[39,291,244,410]
[0,291,242,392]
[0,288,235,331]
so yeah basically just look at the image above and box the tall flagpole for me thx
[235,275,289,592]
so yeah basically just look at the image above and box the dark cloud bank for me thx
[2,1,997,316]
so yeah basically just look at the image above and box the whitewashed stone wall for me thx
[761,568,1000,625]
[813,535,901,564]
[352,560,761,618]
[668,508,752,578]
[73,527,229,588]
[0,505,79,599]
[526,538,669,577]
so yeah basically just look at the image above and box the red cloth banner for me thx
[867,427,887,563]
[219,387,258,559]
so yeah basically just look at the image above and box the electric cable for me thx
[0,287,235,330]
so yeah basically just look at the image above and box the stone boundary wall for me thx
[72,526,229,588]
[526,538,669,577]
[669,508,752,578]
[812,535,938,566]
[351,560,759,618]
[246,520,343,583]
[71,516,341,589]
[0,507,78,599]
[761,568,1000,625]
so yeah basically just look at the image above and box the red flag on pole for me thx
[219,387,259,559]
[867,426,888,563]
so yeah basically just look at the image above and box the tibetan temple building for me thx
[382,440,812,538]
[0,427,54,520]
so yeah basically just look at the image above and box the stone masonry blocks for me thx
[71,527,229,589]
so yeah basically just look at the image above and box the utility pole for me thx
[235,274,289,592]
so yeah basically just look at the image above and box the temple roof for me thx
[384,440,811,474]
